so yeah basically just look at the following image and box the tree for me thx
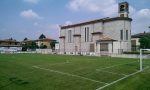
[139,36,150,49]
[50,40,57,49]
[22,44,28,51]
[24,37,28,41]
[39,34,46,39]
[22,41,38,51]
[9,37,13,40]
[40,44,47,49]
[29,42,37,49]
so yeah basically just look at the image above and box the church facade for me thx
[59,2,132,55]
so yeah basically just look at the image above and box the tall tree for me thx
[22,41,38,51]
[139,36,150,49]
[50,40,57,49]
[24,37,28,41]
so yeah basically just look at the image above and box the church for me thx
[59,2,132,56]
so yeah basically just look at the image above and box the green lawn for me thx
[0,54,150,90]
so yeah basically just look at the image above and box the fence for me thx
[36,49,52,54]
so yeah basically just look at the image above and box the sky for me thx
[0,0,150,41]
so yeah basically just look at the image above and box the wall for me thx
[111,54,150,59]
[36,49,52,54]
[59,19,132,54]
[0,47,22,52]
[104,20,131,52]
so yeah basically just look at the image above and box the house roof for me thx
[0,39,20,43]
[131,32,150,38]
[60,17,132,29]
[0,45,21,47]
[22,38,56,42]
[36,38,55,41]
[96,35,117,42]
[22,40,35,43]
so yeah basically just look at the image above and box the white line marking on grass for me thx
[35,61,71,67]
[32,66,108,84]
[96,61,137,71]
[96,69,127,76]
[96,67,150,90]
[49,61,70,66]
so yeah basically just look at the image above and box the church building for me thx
[59,2,132,55]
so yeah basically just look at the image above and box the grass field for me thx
[0,54,150,90]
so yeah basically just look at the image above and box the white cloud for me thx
[132,8,150,34]
[20,9,43,19]
[136,9,150,19]
[24,0,40,4]
[67,0,150,34]
[67,0,117,16]
[67,0,136,17]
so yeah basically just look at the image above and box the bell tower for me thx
[119,2,129,17]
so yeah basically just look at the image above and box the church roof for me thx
[96,35,117,42]
[61,17,132,29]
[97,37,117,42]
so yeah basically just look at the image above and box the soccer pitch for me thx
[0,54,150,90]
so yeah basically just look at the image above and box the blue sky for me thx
[0,0,150,41]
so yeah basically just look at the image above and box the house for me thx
[35,38,56,49]
[0,38,22,52]
[22,34,56,50]
[59,2,132,55]
[131,32,150,51]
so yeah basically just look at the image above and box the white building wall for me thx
[103,20,131,52]
[131,38,140,46]
[74,26,81,34]
[108,43,112,54]
[60,29,66,36]
[59,19,132,54]
[94,22,103,32]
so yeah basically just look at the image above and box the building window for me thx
[85,28,86,42]
[120,30,123,40]
[85,27,89,42]
[100,43,108,51]
[68,30,72,43]
[90,44,94,52]
[126,30,128,40]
